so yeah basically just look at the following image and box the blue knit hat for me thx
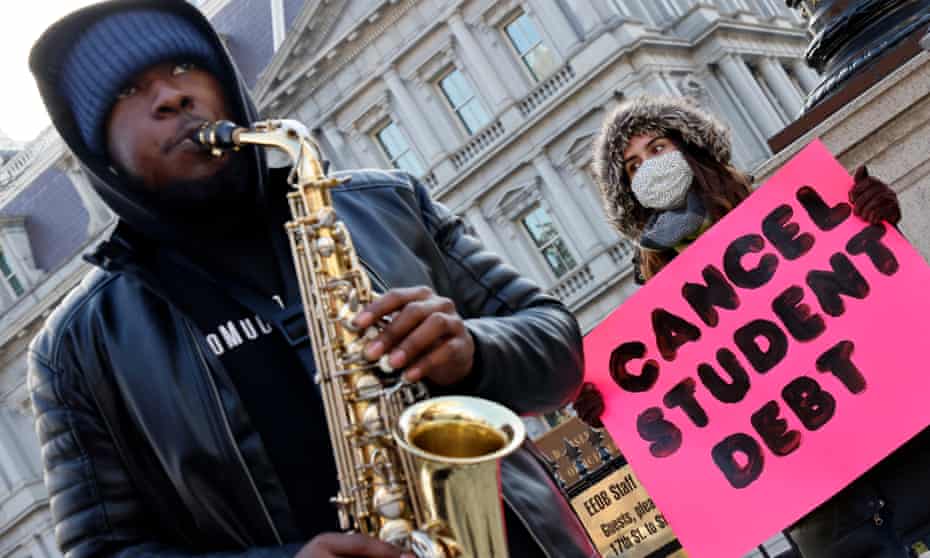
[58,9,225,155]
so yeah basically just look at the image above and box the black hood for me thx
[30,0,269,245]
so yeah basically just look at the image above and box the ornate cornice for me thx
[345,93,391,135]
[481,0,522,28]
[490,177,543,224]
[254,0,343,105]
[259,1,421,115]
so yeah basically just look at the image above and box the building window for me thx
[439,70,491,135]
[375,122,425,176]
[0,250,23,297]
[504,13,559,81]
[521,206,577,278]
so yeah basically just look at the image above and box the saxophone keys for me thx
[410,531,449,558]
[355,374,382,401]
[361,404,384,434]
[316,236,336,257]
[378,354,394,374]
[378,519,413,548]
[372,485,408,519]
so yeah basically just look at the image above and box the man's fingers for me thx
[354,286,433,329]
[365,297,456,362]
[388,312,460,369]
[313,533,407,558]
[404,335,472,385]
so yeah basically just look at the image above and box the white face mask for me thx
[630,150,694,210]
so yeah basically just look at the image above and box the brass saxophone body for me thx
[194,119,525,558]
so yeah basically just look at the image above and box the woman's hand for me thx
[849,165,901,225]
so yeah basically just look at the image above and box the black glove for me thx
[849,165,901,225]
[574,382,606,428]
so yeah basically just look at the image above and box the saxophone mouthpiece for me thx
[191,120,242,156]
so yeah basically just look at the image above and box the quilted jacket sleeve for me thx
[28,347,302,558]
[411,176,584,414]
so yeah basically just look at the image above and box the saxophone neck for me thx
[194,119,326,181]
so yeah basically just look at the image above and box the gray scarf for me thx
[639,190,708,251]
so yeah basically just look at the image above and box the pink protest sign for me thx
[584,140,930,558]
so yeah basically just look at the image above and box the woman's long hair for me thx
[638,137,753,281]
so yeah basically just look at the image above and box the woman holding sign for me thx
[591,96,925,558]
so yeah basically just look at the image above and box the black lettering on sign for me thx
[816,340,866,394]
[637,407,682,458]
[712,433,764,489]
[724,234,779,289]
[783,376,836,431]
[763,204,815,260]
[797,185,851,231]
[806,253,869,317]
[773,285,826,342]
[610,342,659,393]
[751,400,801,456]
[652,308,702,361]
[734,319,789,374]
[682,265,740,327]
[846,224,899,276]
[698,348,751,403]
[663,378,709,427]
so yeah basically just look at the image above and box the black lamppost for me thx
[786,0,930,111]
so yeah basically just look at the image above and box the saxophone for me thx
[194,119,525,558]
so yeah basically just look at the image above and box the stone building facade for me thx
[0,1,816,556]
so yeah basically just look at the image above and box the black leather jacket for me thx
[28,168,596,558]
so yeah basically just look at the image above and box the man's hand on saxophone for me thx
[354,286,475,386]
[296,533,414,558]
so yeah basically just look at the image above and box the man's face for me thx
[105,61,233,189]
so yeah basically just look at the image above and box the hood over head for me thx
[592,95,731,238]
[30,0,268,245]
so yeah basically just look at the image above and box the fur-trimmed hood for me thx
[592,96,732,238]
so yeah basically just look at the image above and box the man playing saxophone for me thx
[27,1,594,557]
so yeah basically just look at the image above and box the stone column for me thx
[532,153,601,256]
[0,410,31,489]
[791,60,822,93]
[575,173,620,244]
[759,57,804,118]
[58,156,113,235]
[320,122,360,170]
[465,206,509,262]
[718,54,784,138]
[382,67,445,165]
[525,0,581,56]
[40,530,59,558]
[270,0,286,51]
[448,11,512,112]
[641,72,677,96]
[566,0,606,36]
[33,534,58,558]
[348,129,387,169]
[501,219,550,284]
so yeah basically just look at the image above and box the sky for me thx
[0,1,100,143]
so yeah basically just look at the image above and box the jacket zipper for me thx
[184,321,284,545]
[502,493,554,558]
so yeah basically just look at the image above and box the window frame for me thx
[436,68,492,136]
[0,248,24,299]
[501,12,560,83]
[373,120,426,176]
[519,205,578,280]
